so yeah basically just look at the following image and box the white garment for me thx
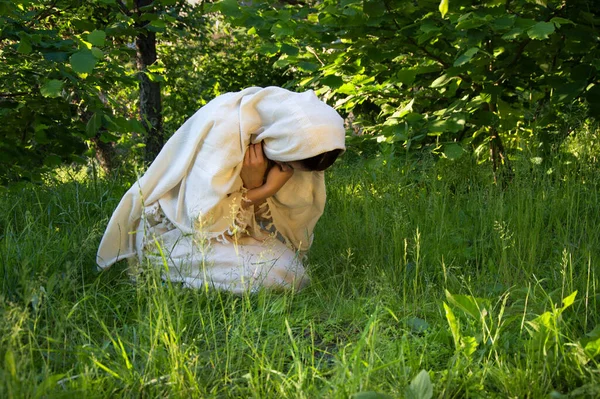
[97,87,345,292]
[97,87,345,268]
[135,199,308,293]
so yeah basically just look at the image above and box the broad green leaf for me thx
[280,44,299,56]
[438,0,449,18]
[298,61,319,72]
[552,81,586,104]
[40,80,63,98]
[43,154,62,167]
[527,21,555,40]
[445,290,488,319]
[321,75,343,88]
[87,30,106,46]
[91,47,103,59]
[406,370,433,399]
[17,38,32,54]
[446,113,466,133]
[502,28,524,40]
[456,18,486,30]
[396,69,417,85]
[429,120,447,133]
[431,74,455,88]
[219,0,242,18]
[407,317,429,333]
[560,291,577,311]
[462,335,478,356]
[550,17,574,27]
[454,47,479,67]
[337,82,356,94]
[86,112,103,138]
[363,0,386,18]
[444,143,465,160]
[581,324,600,359]
[272,21,294,38]
[70,49,97,74]
[443,302,460,349]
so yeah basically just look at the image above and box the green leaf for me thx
[86,112,103,138]
[454,47,479,67]
[527,21,555,40]
[272,21,294,38]
[438,0,449,18]
[443,143,465,160]
[70,49,97,74]
[219,0,242,18]
[560,291,577,311]
[581,324,600,359]
[405,370,433,399]
[445,290,488,319]
[407,317,429,333]
[40,79,63,98]
[4,349,16,378]
[396,69,417,85]
[298,61,319,72]
[550,17,574,28]
[443,302,460,349]
[337,82,356,95]
[43,154,62,167]
[502,27,524,40]
[87,30,106,46]
[17,38,32,54]
[91,47,103,59]
[431,74,455,88]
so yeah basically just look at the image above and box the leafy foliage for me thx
[0,0,145,183]
[219,0,599,170]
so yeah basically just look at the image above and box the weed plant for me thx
[0,151,599,398]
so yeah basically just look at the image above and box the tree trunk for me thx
[485,102,514,186]
[135,0,163,164]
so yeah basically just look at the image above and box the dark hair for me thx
[298,149,343,171]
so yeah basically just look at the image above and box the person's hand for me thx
[240,143,268,189]
[263,162,294,197]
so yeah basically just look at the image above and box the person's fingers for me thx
[256,142,264,163]
[244,146,251,165]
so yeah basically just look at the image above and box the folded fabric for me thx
[97,86,346,268]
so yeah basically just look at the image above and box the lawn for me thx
[1,153,599,398]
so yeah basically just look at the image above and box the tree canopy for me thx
[1,0,598,184]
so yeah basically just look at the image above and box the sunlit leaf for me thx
[454,47,479,67]
[87,30,106,46]
[438,0,449,18]
[406,370,433,399]
[70,49,97,74]
[527,21,555,40]
[443,302,460,349]
[444,143,465,160]
[40,79,63,98]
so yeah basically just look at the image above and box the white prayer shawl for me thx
[97,86,346,268]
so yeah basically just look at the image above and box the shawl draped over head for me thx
[97,86,346,268]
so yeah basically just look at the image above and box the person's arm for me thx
[240,143,293,209]
[243,164,293,208]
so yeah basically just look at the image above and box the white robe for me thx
[97,87,346,292]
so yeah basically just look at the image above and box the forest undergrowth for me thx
[0,148,599,398]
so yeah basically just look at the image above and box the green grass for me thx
[1,153,599,398]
